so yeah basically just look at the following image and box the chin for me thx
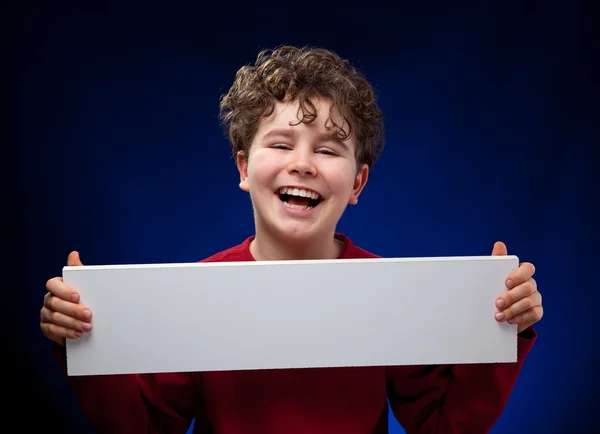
[275,224,320,242]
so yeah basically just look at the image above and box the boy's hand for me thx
[491,242,543,333]
[40,251,93,346]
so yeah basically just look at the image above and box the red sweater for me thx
[52,234,536,434]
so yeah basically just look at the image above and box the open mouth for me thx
[277,187,322,211]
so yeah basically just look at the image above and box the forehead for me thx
[266,99,346,130]
[256,98,353,142]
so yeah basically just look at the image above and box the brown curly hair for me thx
[219,45,385,169]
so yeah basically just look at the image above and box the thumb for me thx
[491,241,508,256]
[67,251,84,266]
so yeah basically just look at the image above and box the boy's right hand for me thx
[40,251,93,347]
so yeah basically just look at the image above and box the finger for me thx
[40,306,92,332]
[496,278,538,309]
[67,251,84,267]
[495,291,541,322]
[46,295,93,322]
[506,262,536,289]
[43,291,52,308]
[491,241,507,256]
[46,277,80,303]
[41,321,84,341]
[508,305,544,328]
[39,322,66,346]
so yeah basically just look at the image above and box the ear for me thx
[236,151,250,192]
[348,163,369,205]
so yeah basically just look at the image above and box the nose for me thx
[286,149,317,177]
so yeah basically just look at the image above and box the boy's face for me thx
[236,98,368,244]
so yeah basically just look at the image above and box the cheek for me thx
[247,153,279,190]
[325,163,358,194]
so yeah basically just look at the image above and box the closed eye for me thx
[271,144,292,150]
[317,149,338,156]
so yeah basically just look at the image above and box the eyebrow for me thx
[261,128,350,151]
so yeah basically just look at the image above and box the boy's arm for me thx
[51,343,199,434]
[386,328,536,434]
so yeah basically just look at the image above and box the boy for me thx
[40,45,543,434]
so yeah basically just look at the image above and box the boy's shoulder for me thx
[199,236,256,263]
[198,233,380,263]
[337,233,381,259]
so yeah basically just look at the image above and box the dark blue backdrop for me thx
[11,1,599,433]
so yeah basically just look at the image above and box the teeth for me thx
[278,187,320,200]
[283,201,313,211]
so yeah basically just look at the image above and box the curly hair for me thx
[219,45,385,168]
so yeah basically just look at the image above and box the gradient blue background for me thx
[10,1,599,433]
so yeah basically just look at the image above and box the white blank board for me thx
[64,255,519,376]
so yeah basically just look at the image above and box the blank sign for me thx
[64,255,519,376]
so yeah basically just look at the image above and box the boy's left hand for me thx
[491,241,543,333]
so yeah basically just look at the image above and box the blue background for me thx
[9,1,599,432]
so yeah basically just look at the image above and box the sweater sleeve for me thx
[51,343,200,434]
[385,327,536,434]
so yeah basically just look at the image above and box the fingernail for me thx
[74,332,83,338]
[71,293,79,302]
[495,312,505,321]
[82,309,92,319]
[507,318,516,324]
[82,322,92,331]
[506,279,513,289]
[496,299,505,309]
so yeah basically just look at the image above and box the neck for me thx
[250,226,344,261]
